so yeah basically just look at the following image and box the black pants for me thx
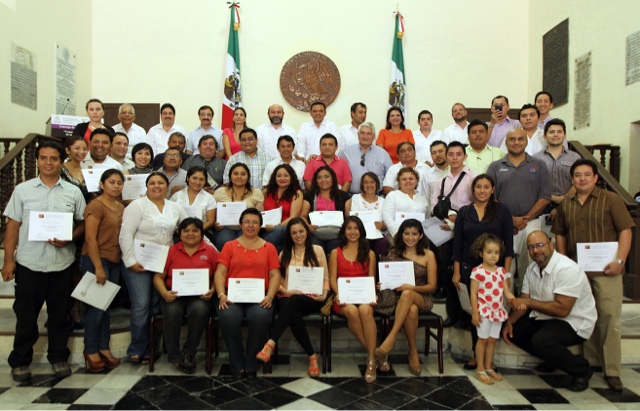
[9,263,74,368]
[271,295,323,356]
[438,240,461,320]
[510,313,589,378]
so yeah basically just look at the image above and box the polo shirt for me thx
[296,119,338,158]
[412,129,443,163]
[486,154,551,217]
[223,149,273,189]
[442,121,470,145]
[500,128,546,156]
[465,145,505,175]
[256,122,297,159]
[163,240,219,289]
[551,187,635,266]
[487,117,520,148]
[303,155,352,188]
[534,148,580,196]
[383,161,431,196]
[339,144,392,194]
[3,177,86,272]
[522,251,597,339]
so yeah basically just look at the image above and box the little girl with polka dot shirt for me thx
[469,233,520,385]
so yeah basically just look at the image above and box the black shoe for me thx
[454,318,472,330]
[568,367,593,392]
[463,361,477,370]
[183,353,196,369]
[245,371,257,380]
[605,376,624,392]
[433,288,446,300]
[52,362,71,379]
[534,362,556,373]
[443,317,459,328]
[11,366,31,382]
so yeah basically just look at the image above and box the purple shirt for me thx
[487,117,521,148]
[538,115,554,130]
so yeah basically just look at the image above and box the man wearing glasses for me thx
[223,128,273,189]
[339,122,392,194]
[382,142,430,196]
[503,230,597,392]
[158,147,187,197]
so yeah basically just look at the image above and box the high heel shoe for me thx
[98,351,121,368]
[308,354,320,378]
[408,351,422,376]
[365,359,377,383]
[83,352,105,373]
[256,341,275,363]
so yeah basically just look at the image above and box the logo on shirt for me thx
[200,255,208,260]
[529,167,537,174]
[499,168,509,172]
[179,271,185,276]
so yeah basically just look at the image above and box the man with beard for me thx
[186,105,223,158]
[419,140,450,201]
[336,102,367,151]
[256,104,296,159]
[442,103,470,145]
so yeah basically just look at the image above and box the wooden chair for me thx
[326,312,386,373]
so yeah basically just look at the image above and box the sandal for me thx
[308,354,320,378]
[474,371,494,385]
[124,355,142,364]
[256,341,275,363]
[377,354,391,373]
[486,369,503,382]
[365,359,377,383]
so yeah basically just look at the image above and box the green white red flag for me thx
[389,10,406,126]
[221,2,242,130]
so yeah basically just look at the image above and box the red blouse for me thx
[264,192,293,222]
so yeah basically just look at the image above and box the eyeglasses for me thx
[360,153,365,167]
[242,220,261,226]
[527,241,551,251]
[165,154,180,159]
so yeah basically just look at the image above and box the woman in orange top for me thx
[376,106,414,164]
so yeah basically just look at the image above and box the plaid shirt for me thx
[223,149,273,189]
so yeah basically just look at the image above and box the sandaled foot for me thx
[256,341,275,363]
[308,354,320,378]
[377,354,391,373]
[365,359,377,383]
[474,371,494,385]
[486,369,503,382]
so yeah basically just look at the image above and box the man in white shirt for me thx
[256,104,296,159]
[419,140,450,204]
[442,103,470,145]
[535,91,554,130]
[262,135,306,187]
[382,142,430,195]
[80,129,123,171]
[112,103,147,159]
[336,102,367,152]
[296,101,338,159]
[500,104,545,156]
[413,110,443,164]
[109,132,135,172]
[146,103,186,156]
[186,105,223,157]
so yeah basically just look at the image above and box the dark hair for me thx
[113,132,129,142]
[396,141,415,155]
[227,163,252,191]
[519,103,540,119]
[471,174,499,222]
[132,143,154,163]
[360,172,380,193]
[233,107,248,129]
[265,164,301,202]
[319,133,338,146]
[280,218,319,279]
[37,140,66,162]
[164,147,181,157]
[446,141,466,154]
[186,166,207,184]
[178,217,204,235]
[168,131,186,144]
[100,169,125,185]
[85,98,104,111]
[396,166,420,186]
[198,105,214,116]
[277,135,295,148]
[350,102,366,113]
[338,216,370,268]
[385,106,405,130]
[239,128,257,140]
[535,90,553,104]
[470,233,505,261]
[392,219,430,256]
[239,207,263,226]
[417,110,433,121]
[161,103,176,115]
[146,171,170,186]
[544,118,566,135]
[310,166,339,200]
[491,95,509,105]
[198,134,218,151]
[90,128,113,143]
[310,101,326,111]
[467,119,488,135]
[570,158,598,177]
[64,135,88,151]
[430,140,447,151]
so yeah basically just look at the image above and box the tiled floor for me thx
[1,353,640,410]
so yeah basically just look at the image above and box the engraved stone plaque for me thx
[626,30,640,86]
[574,52,591,130]
[543,19,569,106]
[280,51,341,112]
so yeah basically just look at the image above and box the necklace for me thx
[293,247,305,262]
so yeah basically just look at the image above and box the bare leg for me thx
[341,305,367,347]
[379,291,426,353]
[485,338,496,372]
[358,304,377,359]
[403,305,420,369]
[476,338,487,372]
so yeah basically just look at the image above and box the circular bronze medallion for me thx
[280,51,341,112]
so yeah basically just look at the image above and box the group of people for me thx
[0,91,634,393]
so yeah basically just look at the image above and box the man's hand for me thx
[512,216,528,231]
[510,297,528,310]
[604,260,624,276]
[1,261,16,282]
[170,185,185,195]
[502,322,514,345]
[47,238,71,248]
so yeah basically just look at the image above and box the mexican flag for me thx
[221,3,242,130]
[389,11,406,126]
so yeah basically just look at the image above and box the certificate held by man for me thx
[122,174,150,200]
[338,277,376,305]
[28,211,73,241]
[309,211,344,227]
[133,239,169,273]
[395,212,425,225]
[172,268,210,296]
[577,242,618,272]
[82,169,107,193]
[227,278,265,303]
[423,217,454,247]
[287,266,324,295]
[350,210,383,239]
[378,261,415,290]
[217,202,247,226]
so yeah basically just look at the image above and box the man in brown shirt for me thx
[552,159,634,392]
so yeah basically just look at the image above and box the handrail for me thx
[0,134,62,170]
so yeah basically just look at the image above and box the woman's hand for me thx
[376,282,382,291]
[374,221,384,230]
[94,267,107,285]
[264,224,275,232]
[335,294,344,306]
[282,288,302,297]
[214,222,224,231]
[163,290,178,303]
[308,224,318,232]
[395,284,414,292]
[310,293,325,302]
[369,294,378,306]
[471,313,481,327]
[201,289,214,301]
[218,294,230,310]
[260,295,274,309]
[129,263,146,273]
[452,270,461,291]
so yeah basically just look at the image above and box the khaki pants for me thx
[584,274,623,377]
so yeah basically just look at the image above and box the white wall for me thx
[0,0,93,137]
[90,0,529,135]
[528,0,640,191]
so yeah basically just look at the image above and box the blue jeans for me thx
[121,266,159,357]
[217,303,273,374]
[214,228,242,251]
[79,256,121,354]
[264,225,287,253]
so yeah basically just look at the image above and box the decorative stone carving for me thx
[280,51,341,112]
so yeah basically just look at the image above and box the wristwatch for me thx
[616,259,625,265]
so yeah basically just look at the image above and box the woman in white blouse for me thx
[119,172,188,364]
[345,172,389,257]
[170,166,216,240]
[382,167,429,238]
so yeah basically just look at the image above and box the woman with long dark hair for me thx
[222,107,248,159]
[262,164,303,252]
[376,106,415,164]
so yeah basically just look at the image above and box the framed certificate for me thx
[172,268,209,296]
[378,261,415,290]
[227,278,265,303]
[217,202,247,226]
[133,240,169,273]
[287,266,324,295]
[338,276,376,305]
[28,211,73,241]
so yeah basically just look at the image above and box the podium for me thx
[45,114,88,139]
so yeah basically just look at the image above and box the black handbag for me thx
[433,172,466,220]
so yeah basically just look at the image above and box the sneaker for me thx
[52,362,71,379]
[11,366,31,382]
[183,353,196,369]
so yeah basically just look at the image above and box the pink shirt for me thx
[303,155,352,188]
[431,166,476,214]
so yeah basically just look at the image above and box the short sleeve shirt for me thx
[218,240,280,290]
[163,240,219,289]
[471,265,510,322]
